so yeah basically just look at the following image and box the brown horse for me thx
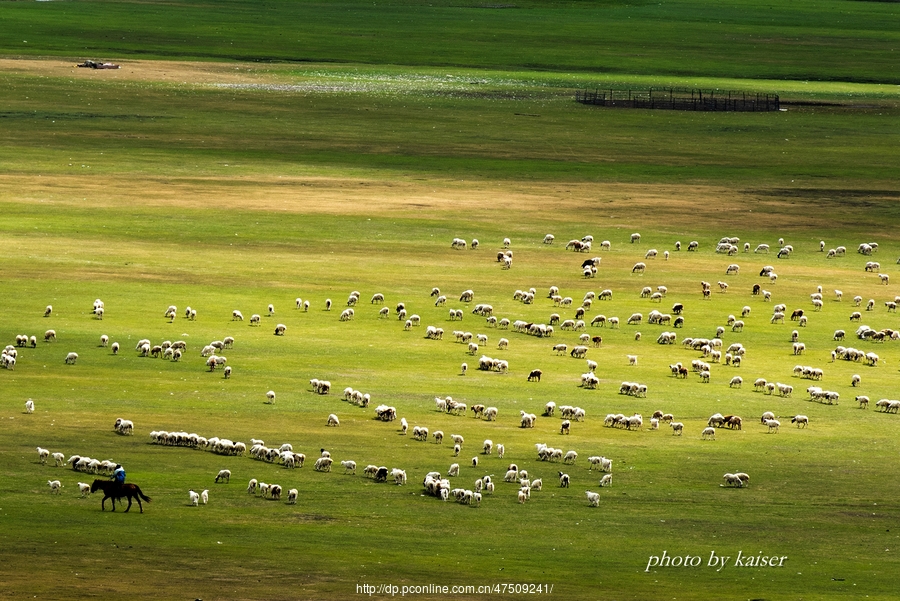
[90,479,151,513]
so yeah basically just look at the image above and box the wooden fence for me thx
[576,88,780,112]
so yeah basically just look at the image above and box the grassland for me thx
[1,1,900,599]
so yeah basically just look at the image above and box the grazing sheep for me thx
[287,488,298,504]
[189,490,200,506]
[326,413,340,427]
[48,480,62,494]
[791,415,809,428]
[558,472,570,488]
[701,427,716,440]
[215,469,231,483]
[25,399,34,414]
[266,390,276,404]
[586,491,601,507]
[765,419,781,433]
[64,352,78,365]
[341,460,357,474]
[588,456,604,471]
[314,457,334,472]
[722,473,744,488]
[670,422,684,436]
[200,489,209,505]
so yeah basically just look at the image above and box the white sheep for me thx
[327,413,340,427]
[200,489,209,505]
[314,457,333,472]
[266,390,276,404]
[36,446,51,465]
[341,460,357,474]
[64,352,78,365]
[392,468,407,485]
[722,473,744,488]
[188,490,200,506]
[48,480,62,494]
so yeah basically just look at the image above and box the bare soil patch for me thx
[0,57,277,85]
[5,172,894,237]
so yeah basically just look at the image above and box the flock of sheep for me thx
[23,231,900,510]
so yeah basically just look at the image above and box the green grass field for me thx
[1,1,899,599]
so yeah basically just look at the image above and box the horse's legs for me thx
[111,495,116,511]
[135,497,143,513]
[124,496,132,512]
[101,495,107,511]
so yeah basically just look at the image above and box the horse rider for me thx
[112,464,126,489]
